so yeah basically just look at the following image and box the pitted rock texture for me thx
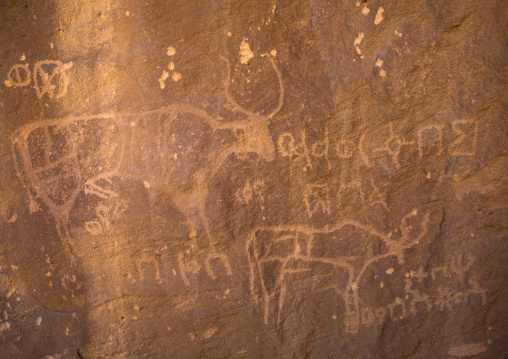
[0,0,507,358]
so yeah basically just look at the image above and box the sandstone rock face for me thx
[0,1,507,358]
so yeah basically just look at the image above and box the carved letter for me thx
[449,119,477,156]
[303,184,330,218]
[4,64,31,87]
[33,60,73,99]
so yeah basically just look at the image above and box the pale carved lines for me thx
[372,123,415,170]
[449,119,478,156]
[246,209,430,333]
[417,124,444,158]
[4,64,31,87]
[4,60,73,99]
[12,55,285,276]
[305,178,389,218]
[235,179,265,204]
[136,247,163,284]
[276,118,479,172]
[303,183,330,218]
[84,199,128,236]
[33,60,73,99]
[276,128,372,170]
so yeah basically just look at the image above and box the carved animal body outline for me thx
[11,55,285,280]
[246,209,430,333]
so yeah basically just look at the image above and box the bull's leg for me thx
[196,196,232,280]
[55,218,77,263]
[343,283,361,333]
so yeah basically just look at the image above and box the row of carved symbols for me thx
[303,178,389,218]
[277,119,478,171]
[132,246,232,288]
[4,60,73,99]
[360,255,487,328]
[277,128,363,170]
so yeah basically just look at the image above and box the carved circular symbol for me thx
[4,64,31,87]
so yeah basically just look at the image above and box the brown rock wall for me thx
[0,0,507,358]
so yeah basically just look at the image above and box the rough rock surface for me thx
[0,1,507,358]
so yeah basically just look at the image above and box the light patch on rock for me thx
[167,46,176,56]
[168,61,175,71]
[270,49,277,57]
[448,343,487,357]
[36,316,42,326]
[361,6,370,15]
[143,181,151,188]
[6,287,15,298]
[8,213,17,223]
[125,11,130,16]
[172,72,182,82]
[375,58,384,68]
[227,31,232,37]
[20,54,26,61]
[386,268,394,275]
[0,322,10,331]
[159,71,169,89]
[374,7,385,25]
[380,69,387,77]
[29,198,40,213]
[203,327,217,339]
[354,33,364,59]
[239,41,254,64]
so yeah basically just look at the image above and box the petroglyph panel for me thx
[1,1,506,358]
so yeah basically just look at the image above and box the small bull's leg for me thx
[196,197,232,280]
[55,219,77,263]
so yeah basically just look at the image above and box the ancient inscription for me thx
[236,179,265,204]
[303,183,331,218]
[33,60,73,99]
[449,119,478,156]
[3,59,73,99]
[277,120,479,172]
[372,123,415,170]
[4,64,31,88]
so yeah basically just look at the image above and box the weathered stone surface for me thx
[0,0,507,358]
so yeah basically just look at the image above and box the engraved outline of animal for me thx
[11,54,285,274]
[246,209,430,333]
